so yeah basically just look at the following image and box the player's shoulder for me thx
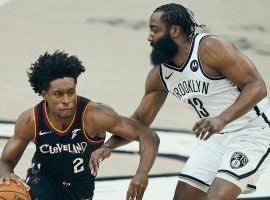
[199,35,238,66]
[16,108,35,126]
[147,66,160,78]
[85,102,116,118]
[146,67,167,92]
[14,107,35,139]
[87,102,113,111]
[200,35,234,54]
[84,102,120,131]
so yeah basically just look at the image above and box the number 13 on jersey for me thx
[188,98,209,118]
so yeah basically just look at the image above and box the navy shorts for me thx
[26,166,94,200]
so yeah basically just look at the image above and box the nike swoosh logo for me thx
[39,130,51,136]
[165,72,173,79]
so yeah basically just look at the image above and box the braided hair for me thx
[27,51,85,95]
[154,3,205,38]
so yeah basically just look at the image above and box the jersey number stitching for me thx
[188,98,209,118]
[73,158,84,173]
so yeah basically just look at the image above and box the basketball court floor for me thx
[1,122,270,199]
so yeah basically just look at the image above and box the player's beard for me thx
[150,33,178,66]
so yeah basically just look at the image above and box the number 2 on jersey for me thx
[188,98,209,118]
[73,158,84,173]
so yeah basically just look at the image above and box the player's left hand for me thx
[192,116,226,140]
[126,171,148,200]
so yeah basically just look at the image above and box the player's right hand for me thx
[89,145,111,176]
[0,172,30,190]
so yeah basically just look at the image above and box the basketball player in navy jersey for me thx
[90,3,270,200]
[0,51,159,200]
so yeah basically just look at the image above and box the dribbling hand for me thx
[0,172,30,190]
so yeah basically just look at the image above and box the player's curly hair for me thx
[154,3,205,38]
[27,51,85,95]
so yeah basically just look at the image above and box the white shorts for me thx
[179,117,270,193]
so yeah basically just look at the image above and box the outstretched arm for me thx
[0,109,34,189]
[89,67,167,175]
[103,67,167,149]
[86,102,160,200]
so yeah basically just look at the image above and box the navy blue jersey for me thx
[30,96,104,184]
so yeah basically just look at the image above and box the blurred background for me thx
[1,0,269,131]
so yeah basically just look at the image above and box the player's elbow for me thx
[244,79,267,100]
[149,130,160,147]
[256,81,267,99]
[139,129,160,147]
[154,131,160,146]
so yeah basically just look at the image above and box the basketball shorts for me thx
[26,164,94,200]
[179,117,270,193]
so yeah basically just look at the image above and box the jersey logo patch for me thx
[39,130,51,136]
[190,60,199,72]
[230,152,249,169]
[71,129,81,139]
[165,72,173,79]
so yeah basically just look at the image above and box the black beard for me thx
[150,33,178,66]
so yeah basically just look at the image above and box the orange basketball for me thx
[0,181,31,200]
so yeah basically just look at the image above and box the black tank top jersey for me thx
[31,96,104,184]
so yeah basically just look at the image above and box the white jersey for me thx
[159,33,270,133]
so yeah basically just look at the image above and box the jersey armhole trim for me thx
[33,107,38,142]
[82,101,105,144]
[198,35,226,80]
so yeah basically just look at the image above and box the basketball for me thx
[0,181,31,200]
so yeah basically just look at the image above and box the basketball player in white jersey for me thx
[90,3,270,200]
